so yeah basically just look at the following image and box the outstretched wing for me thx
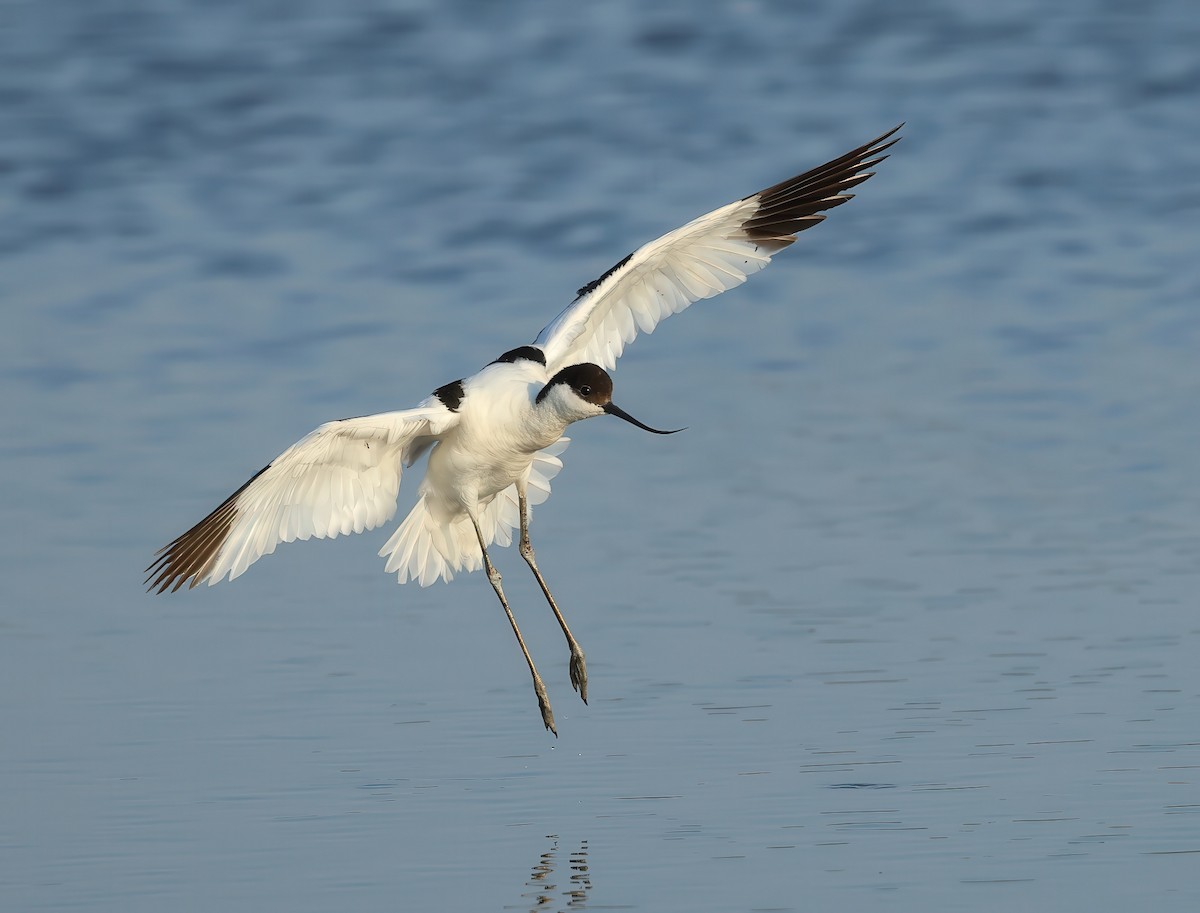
[146,402,459,592]
[534,126,900,373]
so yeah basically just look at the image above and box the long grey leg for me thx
[518,490,588,704]
[469,512,556,735]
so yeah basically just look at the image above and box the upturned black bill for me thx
[603,402,684,435]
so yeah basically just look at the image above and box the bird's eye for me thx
[579,385,592,396]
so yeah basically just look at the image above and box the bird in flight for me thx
[147,125,900,734]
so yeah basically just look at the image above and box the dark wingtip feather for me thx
[740,126,901,245]
[145,464,269,595]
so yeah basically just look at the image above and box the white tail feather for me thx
[378,438,569,586]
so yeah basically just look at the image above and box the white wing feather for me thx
[535,199,770,371]
[534,126,901,373]
[146,402,458,591]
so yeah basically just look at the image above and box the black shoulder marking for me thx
[433,379,465,412]
[576,251,633,299]
[490,345,547,366]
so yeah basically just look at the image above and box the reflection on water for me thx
[518,836,591,912]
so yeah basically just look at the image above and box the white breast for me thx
[424,360,559,514]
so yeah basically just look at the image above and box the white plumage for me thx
[535,201,775,372]
[379,437,568,587]
[148,126,900,733]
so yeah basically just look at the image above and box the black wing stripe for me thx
[576,252,633,300]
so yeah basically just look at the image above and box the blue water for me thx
[3,1,1199,910]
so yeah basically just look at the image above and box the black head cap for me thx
[536,363,612,405]
[538,363,682,435]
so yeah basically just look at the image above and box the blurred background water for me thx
[3,0,1199,910]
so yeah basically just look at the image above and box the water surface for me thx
[3,1,1199,910]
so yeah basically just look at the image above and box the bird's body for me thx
[148,126,901,733]
[381,350,574,587]
[426,356,562,521]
